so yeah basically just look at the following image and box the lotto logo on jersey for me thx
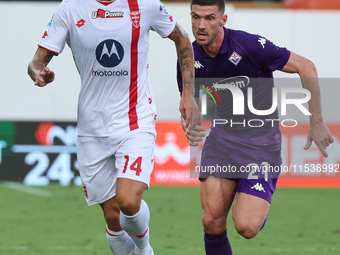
[95,39,124,68]
[92,9,124,19]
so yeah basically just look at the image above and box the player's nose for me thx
[197,18,206,29]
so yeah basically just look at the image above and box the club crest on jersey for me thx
[130,11,140,28]
[92,9,124,19]
[228,51,242,66]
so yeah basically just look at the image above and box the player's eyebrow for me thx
[190,11,217,19]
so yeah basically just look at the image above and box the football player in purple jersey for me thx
[177,0,334,254]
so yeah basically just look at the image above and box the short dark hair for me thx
[191,0,225,15]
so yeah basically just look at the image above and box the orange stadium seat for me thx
[284,0,340,9]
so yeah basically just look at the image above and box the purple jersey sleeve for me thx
[235,31,290,71]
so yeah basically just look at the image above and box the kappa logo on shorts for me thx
[251,182,266,192]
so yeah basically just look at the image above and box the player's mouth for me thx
[197,32,207,40]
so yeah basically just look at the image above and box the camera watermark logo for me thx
[199,77,311,128]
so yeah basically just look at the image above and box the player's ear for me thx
[221,14,227,26]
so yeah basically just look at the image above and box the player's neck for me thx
[202,27,225,58]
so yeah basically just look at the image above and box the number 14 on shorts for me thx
[122,155,142,176]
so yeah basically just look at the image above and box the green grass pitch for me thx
[0,183,339,255]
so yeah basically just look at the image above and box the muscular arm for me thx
[281,52,322,120]
[281,52,334,157]
[168,24,201,129]
[168,24,194,94]
[28,47,55,87]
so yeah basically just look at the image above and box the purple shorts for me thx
[199,134,281,203]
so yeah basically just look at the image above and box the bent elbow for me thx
[299,58,318,78]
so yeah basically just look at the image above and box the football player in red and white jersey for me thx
[28,0,200,254]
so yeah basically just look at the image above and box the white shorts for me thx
[77,132,155,206]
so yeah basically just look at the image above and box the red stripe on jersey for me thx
[135,228,148,239]
[128,0,140,131]
[37,45,59,56]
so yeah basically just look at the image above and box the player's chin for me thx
[195,37,209,46]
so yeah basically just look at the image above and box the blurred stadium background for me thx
[0,0,339,254]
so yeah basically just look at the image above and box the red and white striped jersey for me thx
[38,0,176,136]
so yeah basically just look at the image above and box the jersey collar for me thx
[96,0,115,6]
[219,27,229,54]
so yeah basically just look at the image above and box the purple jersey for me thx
[177,28,291,151]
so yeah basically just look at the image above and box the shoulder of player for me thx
[139,0,164,11]
[64,0,93,11]
[228,29,267,51]
[192,41,201,53]
[52,0,82,21]
[192,41,204,58]
[57,0,79,11]
[62,0,78,5]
